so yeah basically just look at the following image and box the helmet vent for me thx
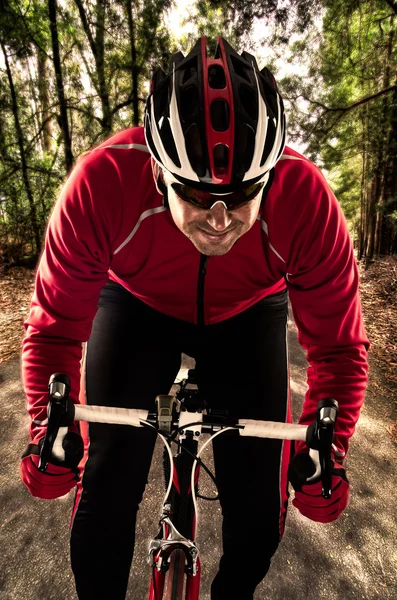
[260,123,276,167]
[210,99,229,132]
[160,117,181,168]
[213,144,229,173]
[153,84,169,121]
[230,55,252,83]
[208,65,226,89]
[180,85,200,123]
[185,124,206,177]
[239,85,258,121]
[240,124,256,171]
[182,58,198,85]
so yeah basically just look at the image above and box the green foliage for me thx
[275,0,397,256]
[191,0,324,44]
[178,2,238,53]
[0,0,396,260]
[0,0,177,262]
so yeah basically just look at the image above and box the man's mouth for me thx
[197,227,234,240]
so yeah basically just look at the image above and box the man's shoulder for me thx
[280,145,307,161]
[276,146,320,176]
[93,126,149,153]
[263,145,335,227]
[71,126,151,182]
[272,145,330,196]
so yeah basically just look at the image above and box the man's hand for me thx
[288,452,349,523]
[21,431,84,500]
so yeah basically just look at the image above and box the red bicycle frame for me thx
[148,420,203,600]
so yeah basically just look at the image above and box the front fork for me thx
[148,454,201,599]
[148,556,201,600]
[148,509,201,600]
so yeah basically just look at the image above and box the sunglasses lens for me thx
[171,181,264,209]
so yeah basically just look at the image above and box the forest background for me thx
[0,0,396,405]
[1,0,397,264]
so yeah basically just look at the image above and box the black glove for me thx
[21,431,84,499]
[288,452,349,523]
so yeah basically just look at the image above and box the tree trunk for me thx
[26,57,41,150]
[0,109,20,252]
[377,21,395,256]
[1,42,41,254]
[380,79,397,255]
[95,0,112,134]
[359,105,369,260]
[366,176,378,262]
[126,0,140,126]
[37,46,54,153]
[73,0,112,135]
[359,150,366,259]
[48,0,74,173]
[371,143,384,258]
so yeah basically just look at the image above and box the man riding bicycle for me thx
[20,36,369,600]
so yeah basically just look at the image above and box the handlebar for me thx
[39,373,338,499]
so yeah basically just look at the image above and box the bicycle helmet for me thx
[144,36,286,193]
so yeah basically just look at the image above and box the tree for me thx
[278,0,397,259]
[49,0,74,172]
[0,0,175,263]
[69,0,173,136]
[185,0,324,48]
[0,0,42,256]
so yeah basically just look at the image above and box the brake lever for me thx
[305,398,339,499]
[38,373,72,472]
[317,398,338,499]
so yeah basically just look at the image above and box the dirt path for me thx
[1,310,396,600]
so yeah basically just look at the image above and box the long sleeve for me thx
[21,153,120,441]
[274,159,369,458]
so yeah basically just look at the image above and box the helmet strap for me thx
[157,173,169,209]
[151,158,170,209]
[260,168,276,206]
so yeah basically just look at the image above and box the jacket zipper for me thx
[197,254,209,327]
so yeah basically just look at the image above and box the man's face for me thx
[160,169,262,256]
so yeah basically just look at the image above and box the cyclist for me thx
[20,37,369,600]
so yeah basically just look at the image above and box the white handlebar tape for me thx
[52,426,68,461]
[238,420,308,441]
[239,420,321,483]
[74,405,149,426]
[50,406,149,462]
[307,449,321,481]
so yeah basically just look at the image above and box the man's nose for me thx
[206,201,232,231]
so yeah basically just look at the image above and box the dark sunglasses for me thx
[170,181,265,210]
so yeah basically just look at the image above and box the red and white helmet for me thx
[144,36,286,192]
[145,36,285,193]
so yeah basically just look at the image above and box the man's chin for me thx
[197,245,230,256]
[188,227,240,255]
[190,238,236,256]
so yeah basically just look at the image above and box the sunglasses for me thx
[170,181,265,210]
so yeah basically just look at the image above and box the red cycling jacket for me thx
[22,126,369,458]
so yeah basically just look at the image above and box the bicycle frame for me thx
[148,391,204,600]
[148,445,201,600]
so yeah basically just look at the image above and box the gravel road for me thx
[1,316,396,600]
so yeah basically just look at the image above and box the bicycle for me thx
[38,370,338,600]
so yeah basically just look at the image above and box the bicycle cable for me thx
[168,436,219,501]
[142,418,240,501]
[142,420,218,499]
[191,427,236,533]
